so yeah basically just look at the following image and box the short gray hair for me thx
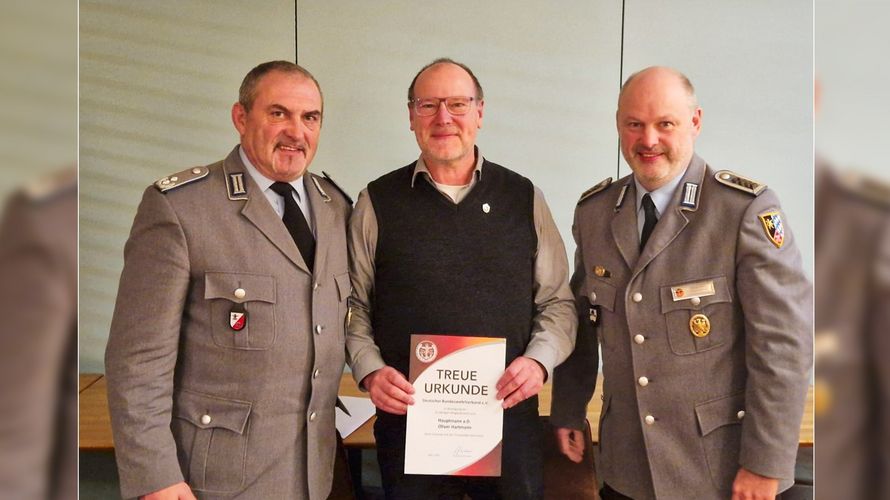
[407,57,484,102]
[620,66,698,109]
[238,60,323,112]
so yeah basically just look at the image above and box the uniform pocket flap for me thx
[660,276,731,314]
[334,272,351,302]
[174,389,253,434]
[586,277,617,312]
[204,272,276,304]
[695,391,745,436]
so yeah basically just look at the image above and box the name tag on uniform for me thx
[670,280,716,301]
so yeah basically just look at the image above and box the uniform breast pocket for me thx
[334,272,351,342]
[660,276,733,355]
[205,271,276,350]
[172,389,252,494]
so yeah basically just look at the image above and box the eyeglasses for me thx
[410,96,476,117]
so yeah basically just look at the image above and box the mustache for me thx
[275,141,307,151]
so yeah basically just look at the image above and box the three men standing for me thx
[551,67,812,499]
[345,58,577,499]
[105,61,352,499]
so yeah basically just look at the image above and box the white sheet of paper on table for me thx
[335,396,377,438]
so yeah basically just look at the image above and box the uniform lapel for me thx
[222,150,311,274]
[611,178,640,269]
[632,155,706,276]
[305,173,334,276]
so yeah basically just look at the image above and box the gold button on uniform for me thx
[313,369,320,379]
[638,376,649,387]
[634,334,645,344]
[632,292,643,303]
[644,415,655,425]
[737,410,746,420]
[309,412,317,422]
[234,288,246,299]
[201,414,211,425]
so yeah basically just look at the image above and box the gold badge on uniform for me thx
[689,313,710,337]
[594,265,610,278]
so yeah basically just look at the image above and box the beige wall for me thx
[79,0,813,371]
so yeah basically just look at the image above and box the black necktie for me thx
[640,193,658,251]
[270,181,315,270]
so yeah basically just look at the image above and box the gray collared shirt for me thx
[240,146,315,234]
[633,167,688,239]
[346,150,577,387]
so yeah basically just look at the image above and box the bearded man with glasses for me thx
[345,58,577,499]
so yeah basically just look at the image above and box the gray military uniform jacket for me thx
[105,147,352,499]
[551,154,812,499]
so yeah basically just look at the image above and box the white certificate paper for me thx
[404,334,505,476]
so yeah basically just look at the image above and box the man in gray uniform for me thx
[551,67,812,499]
[346,58,576,499]
[105,61,352,499]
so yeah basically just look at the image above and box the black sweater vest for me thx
[367,160,537,391]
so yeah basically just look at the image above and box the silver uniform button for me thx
[234,288,246,299]
[313,368,320,378]
[313,282,320,291]
[737,410,746,420]
[632,292,643,303]
[309,411,317,422]
[315,325,323,334]
[634,334,645,344]
[638,376,649,387]
[644,415,655,425]
[201,414,211,425]
[720,173,731,180]
[690,296,701,306]
[590,291,597,302]
[192,168,202,174]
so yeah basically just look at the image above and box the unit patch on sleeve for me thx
[758,211,785,248]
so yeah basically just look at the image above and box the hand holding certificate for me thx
[404,335,506,476]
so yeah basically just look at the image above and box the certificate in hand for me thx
[404,334,505,476]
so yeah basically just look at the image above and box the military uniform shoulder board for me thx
[714,170,766,196]
[23,167,76,202]
[838,170,890,208]
[319,171,353,205]
[154,166,210,193]
[577,177,613,205]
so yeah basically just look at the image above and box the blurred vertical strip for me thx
[816,1,890,499]
[0,0,77,499]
